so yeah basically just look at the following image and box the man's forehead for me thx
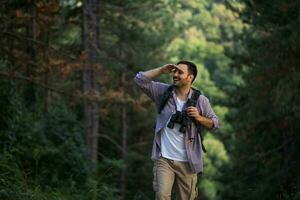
[174,64,188,73]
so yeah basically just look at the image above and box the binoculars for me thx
[167,111,188,133]
[167,98,197,133]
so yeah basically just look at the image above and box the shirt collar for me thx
[172,87,193,100]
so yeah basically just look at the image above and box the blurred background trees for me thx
[221,0,300,199]
[0,0,299,199]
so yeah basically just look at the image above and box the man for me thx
[134,61,219,200]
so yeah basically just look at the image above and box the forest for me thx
[0,0,299,199]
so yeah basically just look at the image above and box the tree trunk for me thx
[28,0,37,64]
[24,0,37,107]
[82,0,100,164]
[120,72,127,200]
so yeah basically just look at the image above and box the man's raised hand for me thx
[160,64,177,74]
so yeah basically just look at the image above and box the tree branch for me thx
[97,134,124,153]
[0,71,67,94]
[0,71,105,102]
[128,141,150,150]
[0,31,77,61]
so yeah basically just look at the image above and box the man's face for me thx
[172,64,194,87]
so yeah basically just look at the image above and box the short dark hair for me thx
[176,60,197,83]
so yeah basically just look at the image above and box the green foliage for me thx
[221,0,300,199]
[0,77,91,199]
[200,133,229,199]
[3,0,298,199]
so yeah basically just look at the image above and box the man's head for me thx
[172,60,197,87]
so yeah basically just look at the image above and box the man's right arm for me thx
[134,64,176,105]
[141,64,176,79]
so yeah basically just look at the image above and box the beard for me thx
[173,78,181,86]
[173,76,188,86]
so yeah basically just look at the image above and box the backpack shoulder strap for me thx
[187,87,201,107]
[190,88,207,153]
[158,85,175,114]
[191,87,201,103]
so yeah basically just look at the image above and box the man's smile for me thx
[173,77,180,82]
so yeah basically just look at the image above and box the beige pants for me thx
[153,157,198,200]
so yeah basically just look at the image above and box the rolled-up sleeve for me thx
[134,72,169,106]
[198,96,219,130]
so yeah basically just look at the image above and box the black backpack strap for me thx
[158,85,175,113]
[190,89,207,153]
[191,88,201,103]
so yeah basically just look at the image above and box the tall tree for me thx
[120,71,128,200]
[82,0,100,163]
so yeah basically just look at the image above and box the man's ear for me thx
[189,74,194,82]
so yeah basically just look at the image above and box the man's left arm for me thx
[186,96,219,130]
